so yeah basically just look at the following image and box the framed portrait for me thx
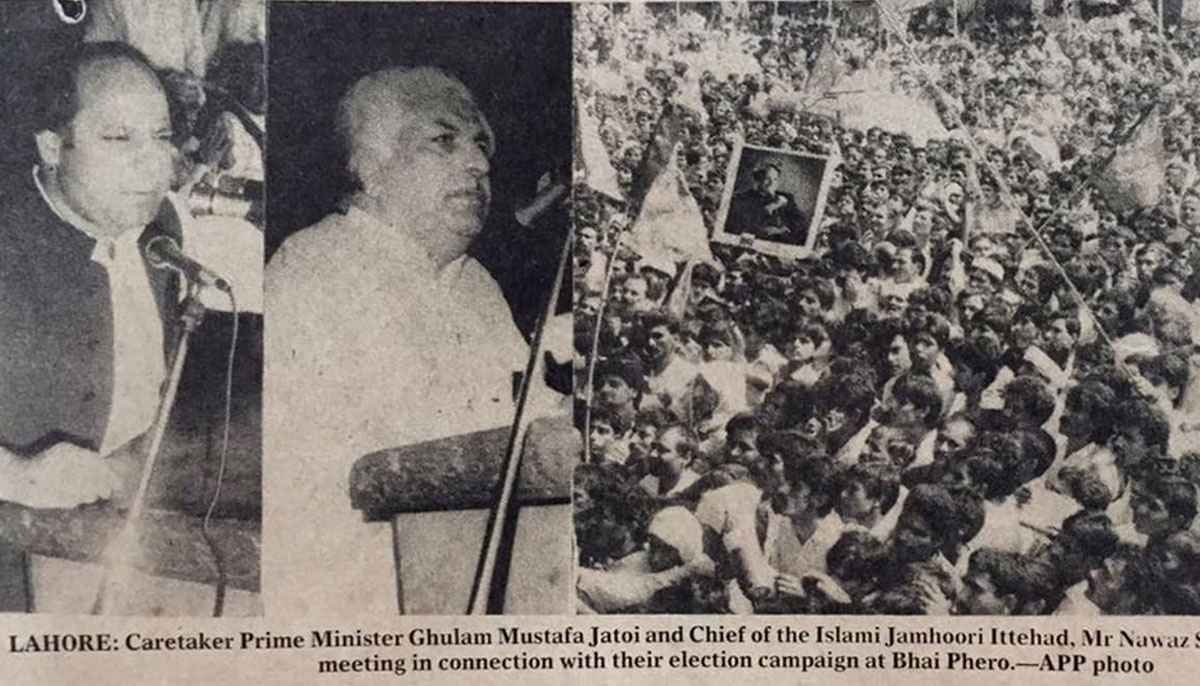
[712,139,834,259]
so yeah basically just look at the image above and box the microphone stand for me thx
[92,282,208,615]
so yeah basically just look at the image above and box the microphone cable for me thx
[201,289,239,617]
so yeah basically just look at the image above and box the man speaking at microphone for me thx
[264,66,534,616]
[0,42,257,614]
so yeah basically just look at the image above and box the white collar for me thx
[32,165,143,262]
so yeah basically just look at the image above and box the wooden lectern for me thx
[349,414,578,614]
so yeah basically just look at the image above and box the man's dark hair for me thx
[1138,475,1199,535]
[891,372,944,429]
[903,484,986,550]
[724,412,765,437]
[1003,375,1056,428]
[966,548,1056,613]
[837,462,901,515]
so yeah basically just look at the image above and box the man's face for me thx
[46,58,174,236]
[618,277,649,311]
[364,84,492,251]
[725,428,761,471]
[645,325,675,363]
[863,425,913,468]
[1182,196,1200,227]
[893,511,938,563]
[886,334,912,376]
[629,422,657,459]
[758,166,780,194]
[1043,318,1076,358]
[1137,247,1164,280]
[589,421,616,452]
[935,419,975,464]
[597,374,635,409]
[954,571,1012,615]
[1086,554,1129,610]
[836,480,876,525]
[796,289,821,318]
[1133,490,1172,538]
[911,332,939,369]
[650,428,688,477]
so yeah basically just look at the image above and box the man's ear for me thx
[34,130,63,169]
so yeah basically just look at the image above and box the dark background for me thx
[267,1,573,335]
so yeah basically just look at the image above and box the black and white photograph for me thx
[573,0,1200,617]
[263,1,576,616]
[0,0,265,616]
[713,141,833,257]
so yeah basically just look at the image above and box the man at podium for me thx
[265,66,530,616]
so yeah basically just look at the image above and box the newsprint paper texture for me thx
[4,0,1200,684]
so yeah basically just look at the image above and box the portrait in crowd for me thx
[714,142,833,256]
[572,0,1200,618]
[0,0,264,616]
[264,1,574,617]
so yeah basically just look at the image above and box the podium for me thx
[349,414,579,614]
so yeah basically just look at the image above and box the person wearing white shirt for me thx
[264,67,530,616]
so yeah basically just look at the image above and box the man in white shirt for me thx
[264,67,530,616]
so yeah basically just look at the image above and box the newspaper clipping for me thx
[3,0,1200,684]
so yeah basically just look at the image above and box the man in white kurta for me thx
[263,67,528,616]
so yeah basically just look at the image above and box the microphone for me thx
[144,236,231,293]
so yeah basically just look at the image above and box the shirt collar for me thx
[32,165,142,264]
[343,198,472,280]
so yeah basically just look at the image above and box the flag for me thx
[627,154,714,275]
[626,108,713,275]
[573,100,624,202]
[804,37,844,97]
[1093,111,1166,213]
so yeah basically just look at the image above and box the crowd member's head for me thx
[645,506,704,572]
[698,320,741,362]
[947,336,1002,403]
[34,42,175,236]
[1148,530,1200,614]
[815,371,876,452]
[891,484,984,565]
[1110,399,1172,471]
[881,372,943,431]
[636,311,681,368]
[826,530,888,601]
[573,464,651,567]
[862,424,920,471]
[1002,375,1056,428]
[594,356,644,411]
[906,313,951,372]
[1038,510,1119,591]
[629,406,677,465]
[1132,474,1198,542]
[775,449,836,531]
[933,412,977,465]
[1084,543,1154,614]
[954,549,1054,616]
[588,408,631,462]
[649,425,698,484]
[614,273,654,314]
[1132,352,1189,410]
[1059,378,1118,448]
[716,413,765,478]
[834,462,900,528]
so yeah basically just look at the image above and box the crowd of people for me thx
[572,1,1200,616]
